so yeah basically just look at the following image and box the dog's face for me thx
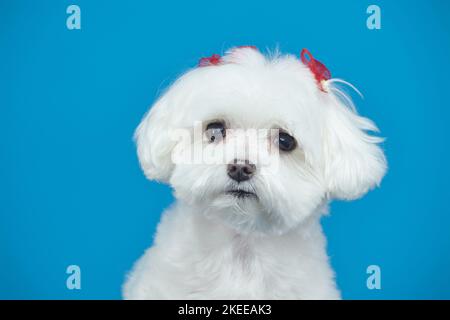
[135,47,387,235]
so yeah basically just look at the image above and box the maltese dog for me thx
[123,46,387,299]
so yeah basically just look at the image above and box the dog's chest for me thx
[184,235,300,299]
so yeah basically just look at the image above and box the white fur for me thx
[123,47,387,299]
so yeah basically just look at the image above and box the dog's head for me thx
[135,47,387,235]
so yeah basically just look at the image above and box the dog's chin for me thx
[210,189,260,211]
[224,189,258,200]
[197,190,292,236]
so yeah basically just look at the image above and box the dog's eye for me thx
[205,121,226,142]
[277,132,297,152]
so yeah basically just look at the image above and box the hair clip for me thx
[198,46,259,67]
[300,49,331,92]
[198,54,222,67]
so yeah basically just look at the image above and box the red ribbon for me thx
[198,54,222,67]
[198,48,330,93]
[198,46,258,67]
[300,49,331,92]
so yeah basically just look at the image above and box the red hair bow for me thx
[198,46,258,67]
[300,49,331,92]
[198,54,222,67]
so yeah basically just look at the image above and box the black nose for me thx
[227,159,256,182]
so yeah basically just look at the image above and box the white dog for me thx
[123,47,387,299]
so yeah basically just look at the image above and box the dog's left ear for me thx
[322,97,387,200]
[134,94,175,183]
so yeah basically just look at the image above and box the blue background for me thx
[1,0,449,299]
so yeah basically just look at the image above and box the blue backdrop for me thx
[1,0,449,299]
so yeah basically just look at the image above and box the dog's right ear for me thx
[134,94,175,183]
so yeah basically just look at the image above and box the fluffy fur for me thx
[123,47,387,299]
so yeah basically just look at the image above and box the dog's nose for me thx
[227,159,256,182]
